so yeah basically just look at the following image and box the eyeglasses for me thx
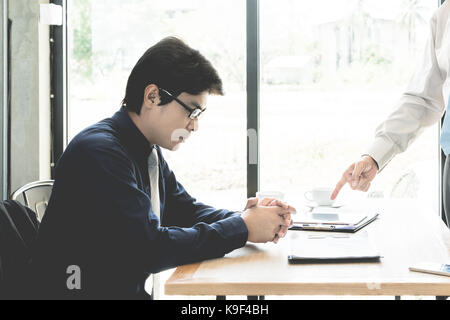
[158,88,205,120]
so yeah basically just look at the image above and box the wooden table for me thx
[165,199,450,298]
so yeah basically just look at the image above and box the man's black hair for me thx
[122,36,224,114]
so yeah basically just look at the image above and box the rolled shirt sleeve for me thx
[365,10,447,171]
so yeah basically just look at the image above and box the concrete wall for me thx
[8,0,51,194]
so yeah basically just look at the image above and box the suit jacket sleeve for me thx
[81,143,248,274]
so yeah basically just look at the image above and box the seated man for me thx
[31,37,294,300]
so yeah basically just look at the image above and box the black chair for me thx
[0,200,39,299]
[10,180,54,222]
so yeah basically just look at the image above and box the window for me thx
[260,0,439,212]
[68,0,247,209]
[67,0,440,211]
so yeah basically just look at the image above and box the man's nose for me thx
[188,118,199,132]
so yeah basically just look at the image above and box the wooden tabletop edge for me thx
[165,262,201,284]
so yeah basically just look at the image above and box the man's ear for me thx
[143,84,160,108]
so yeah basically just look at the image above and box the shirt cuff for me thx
[364,137,399,172]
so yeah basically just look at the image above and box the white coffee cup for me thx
[304,187,335,206]
[256,191,284,203]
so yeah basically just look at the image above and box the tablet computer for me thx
[409,263,450,277]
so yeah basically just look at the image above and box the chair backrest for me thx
[10,180,54,222]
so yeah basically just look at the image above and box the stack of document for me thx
[288,231,381,263]
[290,208,379,233]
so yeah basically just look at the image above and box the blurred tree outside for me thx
[260,0,432,89]
[71,0,93,81]
[398,0,428,51]
[68,0,433,92]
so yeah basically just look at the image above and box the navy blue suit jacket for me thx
[31,107,248,299]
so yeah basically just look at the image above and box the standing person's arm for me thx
[366,12,445,172]
[332,11,447,199]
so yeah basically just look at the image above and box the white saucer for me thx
[304,201,345,208]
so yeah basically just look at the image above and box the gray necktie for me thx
[147,147,160,298]
[440,94,450,155]
[148,147,160,220]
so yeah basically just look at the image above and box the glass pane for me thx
[260,0,439,212]
[67,0,247,210]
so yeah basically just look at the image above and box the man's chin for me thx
[167,140,182,151]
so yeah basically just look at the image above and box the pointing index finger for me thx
[331,163,354,200]
[331,176,346,200]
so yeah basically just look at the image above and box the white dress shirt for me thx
[366,1,450,171]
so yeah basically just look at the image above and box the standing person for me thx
[331,1,449,226]
[31,37,295,300]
